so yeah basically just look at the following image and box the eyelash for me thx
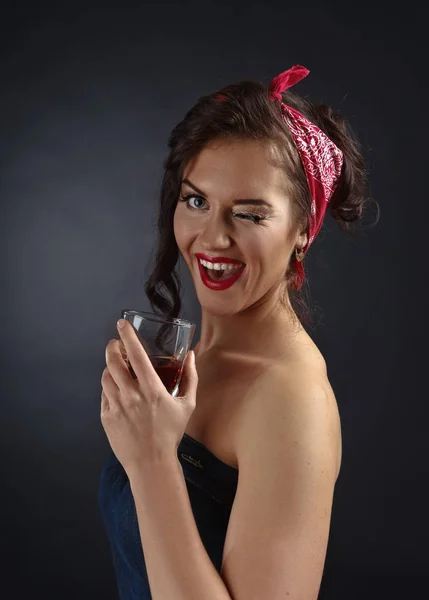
[178,194,266,225]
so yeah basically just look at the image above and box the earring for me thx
[295,247,305,262]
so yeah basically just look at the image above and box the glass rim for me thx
[122,309,195,328]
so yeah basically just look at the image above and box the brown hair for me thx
[144,79,379,329]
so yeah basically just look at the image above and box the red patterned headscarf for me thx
[268,65,344,290]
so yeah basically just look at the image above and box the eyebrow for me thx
[182,178,273,208]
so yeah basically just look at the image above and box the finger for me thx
[116,319,164,396]
[105,339,137,388]
[101,364,120,396]
[101,368,122,415]
[101,389,110,415]
[101,367,129,415]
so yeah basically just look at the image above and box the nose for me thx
[198,210,233,251]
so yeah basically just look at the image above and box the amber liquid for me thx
[126,355,183,394]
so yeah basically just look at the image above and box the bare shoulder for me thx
[221,345,342,599]
[236,351,343,481]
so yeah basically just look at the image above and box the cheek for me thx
[173,208,183,242]
[173,208,194,250]
[248,229,289,270]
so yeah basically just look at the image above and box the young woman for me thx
[99,65,375,600]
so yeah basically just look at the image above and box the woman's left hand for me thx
[100,319,198,476]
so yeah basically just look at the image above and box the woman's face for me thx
[173,138,304,316]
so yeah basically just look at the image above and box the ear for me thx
[296,230,308,249]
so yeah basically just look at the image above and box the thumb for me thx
[176,350,198,399]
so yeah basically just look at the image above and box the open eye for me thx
[179,194,206,209]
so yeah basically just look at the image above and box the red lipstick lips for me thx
[195,254,245,291]
[195,253,244,265]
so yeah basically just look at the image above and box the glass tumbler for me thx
[120,309,196,397]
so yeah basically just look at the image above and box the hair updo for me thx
[144,78,379,328]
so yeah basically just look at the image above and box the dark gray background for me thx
[1,1,426,598]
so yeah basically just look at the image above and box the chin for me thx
[196,296,241,317]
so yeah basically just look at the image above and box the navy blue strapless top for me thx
[98,434,239,600]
